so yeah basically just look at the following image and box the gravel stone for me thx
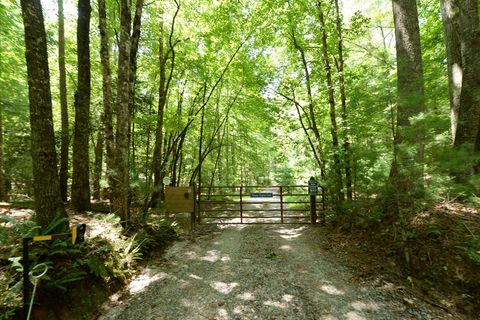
[98,224,459,320]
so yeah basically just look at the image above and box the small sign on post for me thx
[308,177,318,224]
[165,186,195,213]
[308,177,318,196]
[163,176,171,186]
[250,192,273,198]
[165,186,196,231]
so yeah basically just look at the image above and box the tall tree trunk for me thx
[453,0,480,180]
[197,107,206,190]
[475,124,480,174]
[388,0,426,211]
[440,0,463,143]
[209,124,227,189]
[177,149,184,185]
[150,19,167,208]
[113,0,132,223]
[98,0,115,203]
[130,107,136,178]
[58,0,69,202]
[0,103,6,201]
[71,0,91,211]
[128,0,144,181]
[174,132,187,185]
[20,0,67,230]
[128,0,144,110]
[92,0,106,200]
[290,29,326,179]
[92,124,104,200]
[190,95,235,186]
[334,0,353,201]
[150,3,180,207]
[316,0,344,208]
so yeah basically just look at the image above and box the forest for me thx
[1,0,480,318]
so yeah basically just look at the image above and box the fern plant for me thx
[464,237,480,265]
[459,222,480,265]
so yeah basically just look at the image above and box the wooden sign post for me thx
[164,186,196,230]
[165,186,195,213]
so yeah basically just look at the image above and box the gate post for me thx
[310,195,317,224]
[280,186,284,224]
[191,186,197,230]
[240,186,243,224]
[197,186,201,223]
[308,177,318,224]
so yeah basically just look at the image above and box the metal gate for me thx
[197,185,324,224]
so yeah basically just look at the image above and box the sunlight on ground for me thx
[350,300,380,311]
[185,250,199,260]
[321,316,339,320]
[0,207,32,221]
[345,311,367,320]
[215,308,229,320]
[70,212,124,243]
[184,249,232,262]
[201,250,222,262]
[236,292,256,301]
[185,250,230,262]
[274,226,306,240]
[210,281,239,294]
[263,300,288,309]
[233,304,256,315]
[263,294,295,309]
[128,271,169,294]
[283,294,294,302]
[179,298,191,307]
[103,224,395,320]
[320,283,345,295]
[188,273,203,280]
[217,223,247,230]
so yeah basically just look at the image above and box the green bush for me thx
[463,236,480,265]
[0,213,179,318]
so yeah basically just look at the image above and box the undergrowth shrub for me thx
[0,213,177,318]
[459,222,480,266]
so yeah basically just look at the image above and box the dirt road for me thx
[98,224,458,320]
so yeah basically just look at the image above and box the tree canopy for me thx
[1,0,479,227]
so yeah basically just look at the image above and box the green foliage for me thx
[0,265,22,319]
[0,215,39,316]
[426,227,442,239]
[460,225,480,265]
[5,0,475,210]
[273,165,295,185]
[0,0,477,264]
[83,255,109,278]
[347,11,371,38]
[0,215,39,242]
[0,1,32,197]
[357,209,387,227]
[0,212,178,317]
[464,243,480,265]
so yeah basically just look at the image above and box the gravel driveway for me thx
[98,224,458,320]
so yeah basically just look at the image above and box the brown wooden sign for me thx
[165,186,195,213]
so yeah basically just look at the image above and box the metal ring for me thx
[29,263,48,279]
